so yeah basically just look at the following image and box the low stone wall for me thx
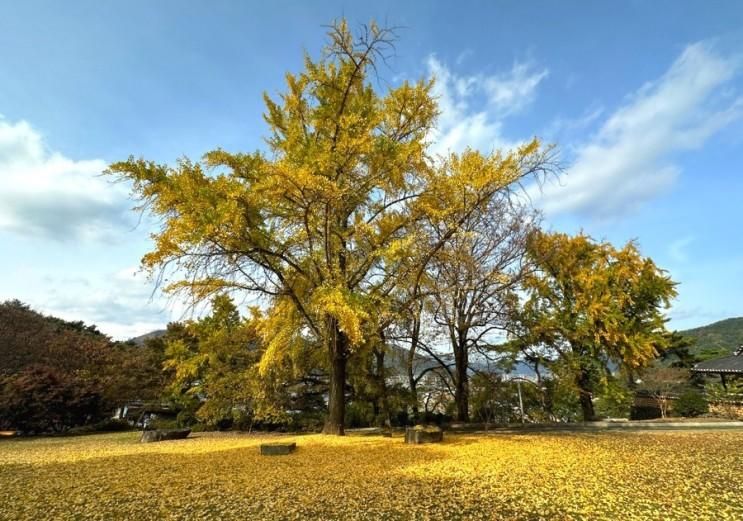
[709,402,743,421]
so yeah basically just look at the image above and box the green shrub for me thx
[176,410,198,427]
[674,390,708,417]
[150,417,179,430]
[594,382,633,419]
[630,405,662,420]
[345,401,374,428]
[287,411,324,432]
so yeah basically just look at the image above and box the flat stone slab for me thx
[140,428,191,443]
[405,426,443,444]
[260,442,297,455]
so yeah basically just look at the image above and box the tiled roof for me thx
[693,352,743,374]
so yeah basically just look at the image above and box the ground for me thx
[1,430,742,520]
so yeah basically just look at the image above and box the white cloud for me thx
[36,267,174,340]
[669,236,695,264]
[0,117,131,241]
[426,56,548,156]
[482,62,549,115]
[455,49,474,65]
[545,105,604,139]
[536,42,742,217]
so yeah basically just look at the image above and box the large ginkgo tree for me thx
[108,20,552,434]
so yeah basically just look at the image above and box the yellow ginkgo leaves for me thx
[2,430,742,520]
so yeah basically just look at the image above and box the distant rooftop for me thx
[692,346,743,374]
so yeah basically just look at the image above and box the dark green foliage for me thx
[658,331,698,368]
[163,296,273,429]
[66,418,131,435]
[681,317,743,360]
[594,380,634,419]
[540,377,582,422]
[470,373,574,425]
[150,417,179,431]
[630,404,662,420]
[286,410,325,432]
[345,401,375,428]
[176,410,198,428]
[674,390,708,417]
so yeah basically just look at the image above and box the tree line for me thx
[0,300,165,433]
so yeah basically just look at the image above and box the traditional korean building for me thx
[691,346,743,390]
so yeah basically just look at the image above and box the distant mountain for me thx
[128,329,166,346]
[680,317,743,360]
[126,317,743,367]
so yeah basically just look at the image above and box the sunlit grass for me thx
[1,430,741,520]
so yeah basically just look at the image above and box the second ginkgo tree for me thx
[511,231,677,421]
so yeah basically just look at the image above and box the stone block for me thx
[405,426,443,444]
[140,428,191,443]
[260,442,297,455]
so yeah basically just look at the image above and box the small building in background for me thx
[692,345,743,390]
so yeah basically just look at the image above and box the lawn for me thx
[1,430,741,520]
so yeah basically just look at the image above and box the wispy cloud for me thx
[669,236,695,264]
[36,267,173,340]
[0,117,131,241]
[544,105,604,140]
[426,56,548,155]
[535,42,742,218]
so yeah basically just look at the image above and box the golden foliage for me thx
[520,231,677,370]
[106,20,554,402]
[1,431,741,520]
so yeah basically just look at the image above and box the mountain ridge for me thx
[679,317,743,360]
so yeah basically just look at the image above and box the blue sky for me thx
[1,1,742,339]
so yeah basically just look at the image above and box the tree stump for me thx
[405,425,443,444]
[140,428,191,443]
[260,442,297,455]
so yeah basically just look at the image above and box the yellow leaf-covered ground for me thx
[1,430,741,520]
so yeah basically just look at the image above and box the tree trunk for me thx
[408,363,419,422]
[576,368,595,421]
[374,343,392,428]
[323,322,348,435]
[578,391,595,422]
[407,304,422,423]
[454,344,469,422]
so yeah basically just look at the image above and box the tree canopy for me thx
[108,19,553,434]
[511,231,677,420]
[0,300,164,432]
